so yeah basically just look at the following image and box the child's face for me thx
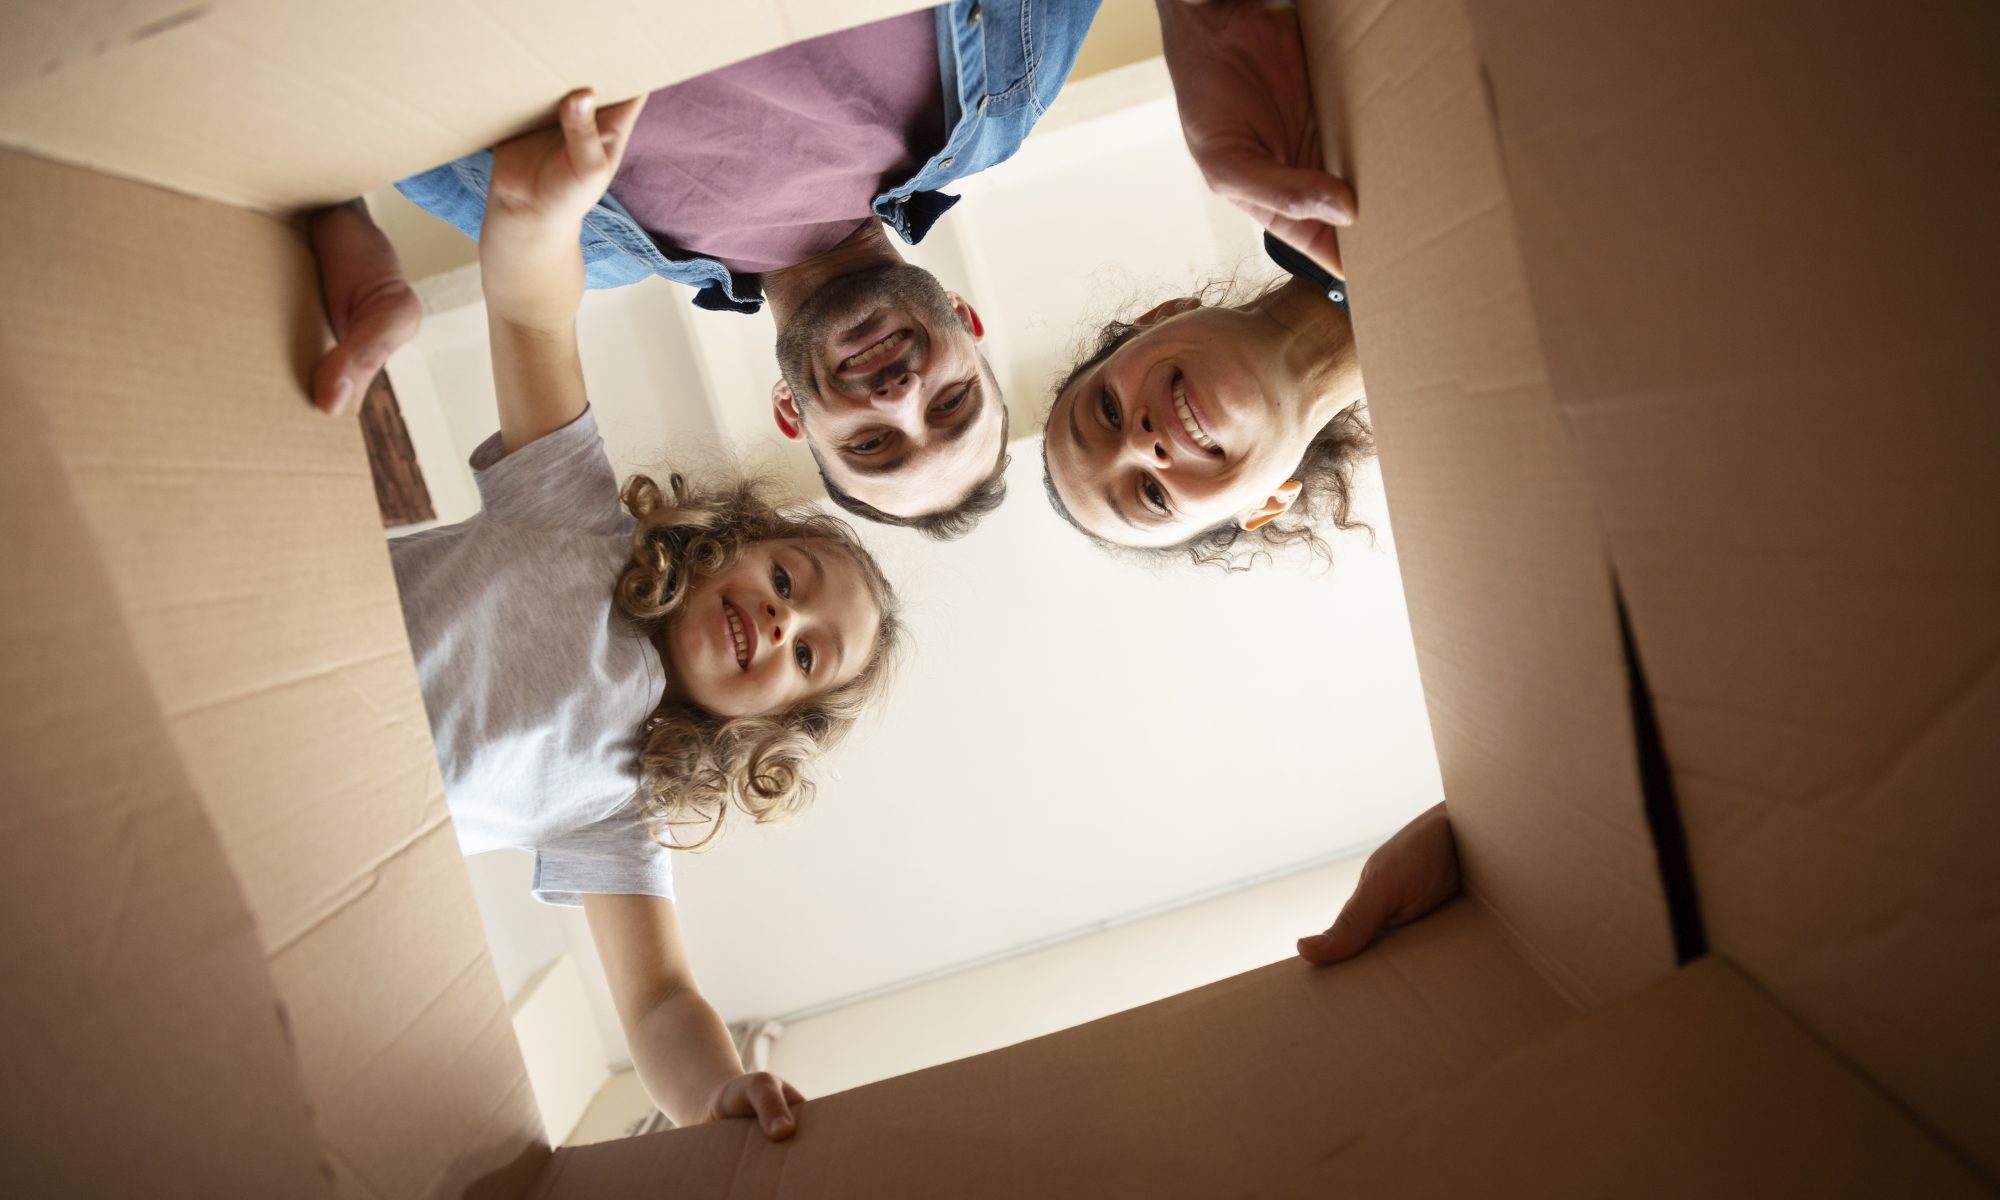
[663,538,883,719]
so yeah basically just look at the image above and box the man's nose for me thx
[871,370,919,407]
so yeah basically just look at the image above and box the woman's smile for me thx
[1169,369,1223,455]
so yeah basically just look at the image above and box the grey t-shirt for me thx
[389,409,673,906]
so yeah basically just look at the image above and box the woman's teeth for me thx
[725,603,750,669]
[840,329,908,371]
[1173,375,1219,452]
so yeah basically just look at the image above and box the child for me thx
[381,89,902,1141]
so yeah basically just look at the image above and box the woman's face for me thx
[1043,302,1320,548]
[664,538,882,719]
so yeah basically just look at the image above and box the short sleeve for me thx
[530,802,675,908]
[467,407,626,535]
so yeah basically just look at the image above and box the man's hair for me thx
[809,355,1012,541]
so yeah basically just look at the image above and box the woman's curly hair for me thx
[615,473,902,850]
[1042,277,1374,572]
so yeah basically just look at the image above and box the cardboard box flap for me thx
[1459,0,2000,1172]
[0,0,936,212]
[0,348,333,1198]
[1298,0,1678,1007]
[532,901,1574,1199]
[0,146,547,1199]
[1261,956,1989,1197]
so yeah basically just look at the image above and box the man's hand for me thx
[1298,803,1459,964]
[1156,0,1353,277]
[307,200,421,416]
[707,1071,808,1141]
[486,88,647,235]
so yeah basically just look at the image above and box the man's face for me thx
[773,265,1003,519]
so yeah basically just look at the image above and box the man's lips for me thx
[837,327,913,377]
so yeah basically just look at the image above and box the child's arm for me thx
[582,893,806,1139]
[478,89,646,456]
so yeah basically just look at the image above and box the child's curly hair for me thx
[615,473,903,850]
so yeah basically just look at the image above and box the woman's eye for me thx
[1097,387,1120,431]
[772,564,792,599]
[1141,478,1169,516]
[794,641,814,674]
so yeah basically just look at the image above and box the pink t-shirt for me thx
[608,12,948,276]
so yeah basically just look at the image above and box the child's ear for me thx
[947,293,986,342]
[771,379,804,441]
[1134,296,1202,328]
[1238,479,1304,531]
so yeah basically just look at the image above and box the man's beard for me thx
[774,263,961,418]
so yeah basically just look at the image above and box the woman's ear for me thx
[771,379,804,441]
[1238,479,1305,531]
[1134,296,1202,328]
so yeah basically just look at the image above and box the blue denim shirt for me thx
[395,0,1102,314]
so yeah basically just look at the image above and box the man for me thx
[311,0,1356,538]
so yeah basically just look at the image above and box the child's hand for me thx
[487,88,647,236]
[707,1071,808,1141]
[1296,802,1459,964]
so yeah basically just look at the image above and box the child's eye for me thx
[795,641,814,674]
[1141,478,1169,516]
[1097,387,1120,431]
[772,564,792,600]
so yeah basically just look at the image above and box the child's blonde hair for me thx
[615,473,903,850]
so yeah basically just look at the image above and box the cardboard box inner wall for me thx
[1,0,1995,1196]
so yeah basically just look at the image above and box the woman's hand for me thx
[487,87,647,234]
[707,1071,808,1141]
[1297,802,1460,963]
[1155,0,1353,277]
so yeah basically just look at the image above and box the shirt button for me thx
[978,95,991,114]
[939,156,955,168]
[968,2,982,25]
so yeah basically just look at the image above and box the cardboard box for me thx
[1,0,1992,1195]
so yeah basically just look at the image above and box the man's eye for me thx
[849,434,888,455]
[1141,478,1169,516]
[794,641,814,674]
[1097,388,1120,431]
[772,564,792,599]
[932,390,966,418]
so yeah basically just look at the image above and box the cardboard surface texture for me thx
[1,0,1993,1194]
[0,319,336,1198]
[1262,957,1991,1197]
[1456,0,2000,1174]
[532,902,1574,1199]
[0,146,545,1198]
[0,0,935,212]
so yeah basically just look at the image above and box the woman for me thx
[1041,234,1372,569]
